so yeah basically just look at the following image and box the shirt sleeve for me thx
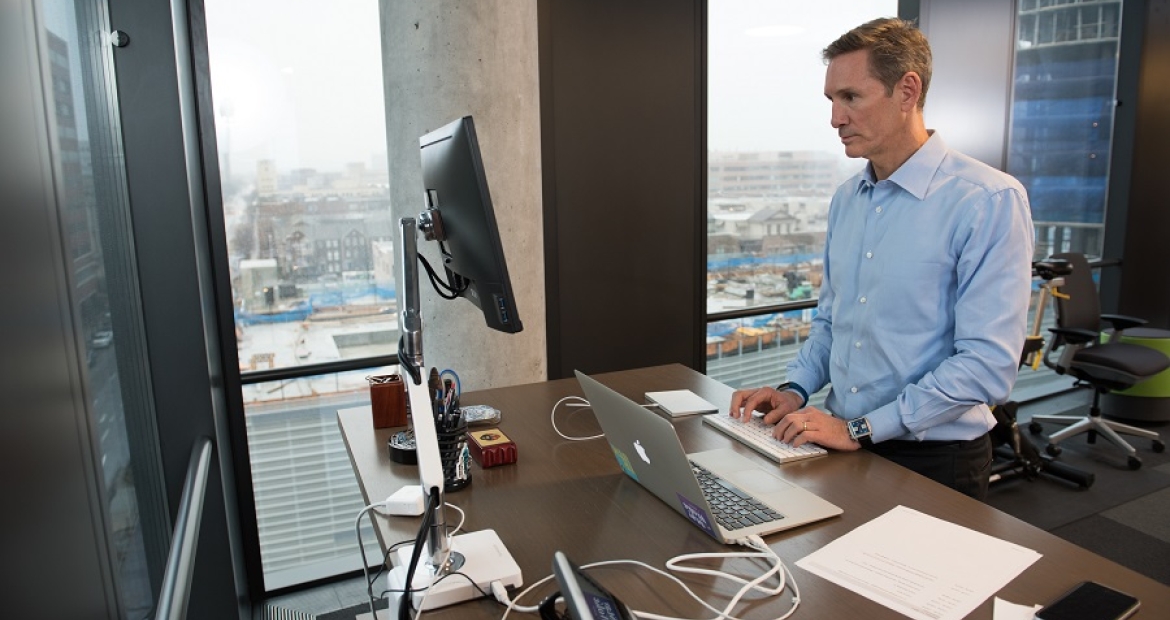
[865,187,1035,443]
[785,200,838,396]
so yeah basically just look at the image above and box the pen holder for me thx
[437,417,471,492]
[368,374,408,429]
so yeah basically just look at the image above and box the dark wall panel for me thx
[540,0,704,379]
[1119,0,1170,327]
[108,0,245,615]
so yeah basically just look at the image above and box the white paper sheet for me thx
[993,597,1042,620]
[796,505,1041,620]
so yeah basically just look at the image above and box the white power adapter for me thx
[381,485,425,516]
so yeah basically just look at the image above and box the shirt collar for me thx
[854,131,947,201]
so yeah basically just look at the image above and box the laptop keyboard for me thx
[703,413,828,464]
[691,462,784,531]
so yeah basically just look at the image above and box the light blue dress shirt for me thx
[786,132,1034,443]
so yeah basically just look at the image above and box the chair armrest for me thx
[1048,327,1100,345]
[1101,314,1147,331]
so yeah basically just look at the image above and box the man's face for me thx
[823,49,908,163]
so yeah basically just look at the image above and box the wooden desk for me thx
[339,364,1170,618]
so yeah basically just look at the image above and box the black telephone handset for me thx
[1035,581,1140,620]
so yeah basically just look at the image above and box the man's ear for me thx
[897,71,923,111]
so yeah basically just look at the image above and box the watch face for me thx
[849,417,871,438]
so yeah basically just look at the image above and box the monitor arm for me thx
[396,215,452,575]
[398,217,425,384]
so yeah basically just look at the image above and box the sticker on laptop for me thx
[610,445,639,481]
[678,494,718,538]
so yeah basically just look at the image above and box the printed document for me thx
[797,505,1041,620]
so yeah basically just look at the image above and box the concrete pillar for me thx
[380,0,545,391]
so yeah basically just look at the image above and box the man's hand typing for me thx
[728,386,803,423]
[729,387,864,452]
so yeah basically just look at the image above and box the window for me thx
[1006,0,1125,399]
[706,0,897,389]
[1009,0,1123,259]
[204,0,393,589]
[42,2,167,615]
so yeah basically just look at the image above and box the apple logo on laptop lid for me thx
[634,440,651,464]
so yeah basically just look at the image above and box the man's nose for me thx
[830,103,846,129]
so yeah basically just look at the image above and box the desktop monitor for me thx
[418,116,523,334]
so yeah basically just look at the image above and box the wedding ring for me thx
[803,421,808,431]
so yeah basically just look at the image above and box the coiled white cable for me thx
[491,535,800,620]
[550,395,605,441]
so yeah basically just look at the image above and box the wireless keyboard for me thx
[702,413,828,464]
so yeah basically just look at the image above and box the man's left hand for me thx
[773,407,863,451]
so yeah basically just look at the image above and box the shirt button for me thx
[859,296,867,304]
[866,251,873,259]
[855,341,862,349]
[875,206,883,214]
[851,386,858,393]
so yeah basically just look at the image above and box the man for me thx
[729,18,1034,500]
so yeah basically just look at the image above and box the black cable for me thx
[417,253,468,300]
[399,487,441,620]
[417,253,458,294]
[368,540,412,596]
[433,570,502,605]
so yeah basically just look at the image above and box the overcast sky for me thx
[202,0,896,176]
[205,0,387,176]
[708,0,897,152]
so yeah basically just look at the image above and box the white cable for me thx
[444,501,466,536]
[646,536,791,620]
[412,578,433,620]
[495,559,731,620]
[551,395,657,441]
[355,502,386,620]
[550,395,605,441]
[493,536,799,620]
[495,569,562,619]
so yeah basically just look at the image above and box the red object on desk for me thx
[467,428,517,468]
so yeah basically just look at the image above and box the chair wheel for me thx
[1046,444,1062,457]
[1028,421,1043,435]
[1154,440,1166,454]
[1128,456,1142,470]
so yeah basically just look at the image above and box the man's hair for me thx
[823,17,932,110]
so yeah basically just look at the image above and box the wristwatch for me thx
[847,416,874,447]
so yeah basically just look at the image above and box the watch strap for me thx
[777,381,808,408]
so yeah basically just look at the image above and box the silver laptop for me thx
[576,371,842,544]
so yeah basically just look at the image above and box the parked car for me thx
[92,330,113,348]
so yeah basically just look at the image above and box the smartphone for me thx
[1036,581,1140,620]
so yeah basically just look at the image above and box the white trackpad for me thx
[723,468,794,494]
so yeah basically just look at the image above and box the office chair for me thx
[1028,253,1169,470]
[989,260,1094,489]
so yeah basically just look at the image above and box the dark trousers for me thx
[867,434,993,501]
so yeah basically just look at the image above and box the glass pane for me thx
[706,0,897,386]
[707,310,832,407]
[205,0,395,375]
[204,0,392,588]
[244,368,387,590]
[1011,283,1074,401]
[1008,0,1122,260]
[43,1,163,616]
